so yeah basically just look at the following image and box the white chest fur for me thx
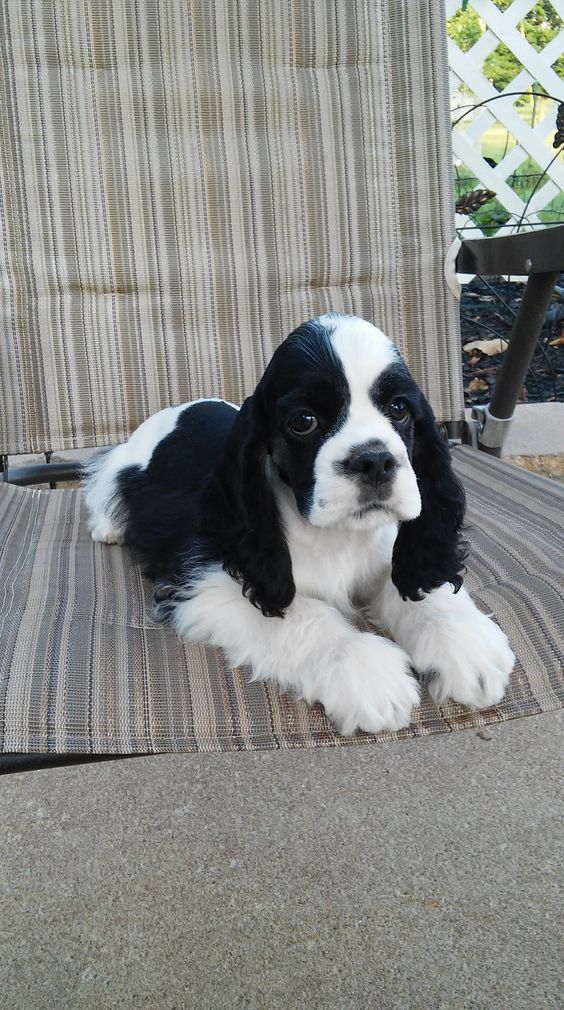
[274,475,396,615]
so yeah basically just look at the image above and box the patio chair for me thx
[1,0,562,773]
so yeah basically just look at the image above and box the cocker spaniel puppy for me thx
[84,314,514,735]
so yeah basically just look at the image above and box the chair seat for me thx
[1,447,562,756]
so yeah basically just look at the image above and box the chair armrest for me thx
[456,224,564,276]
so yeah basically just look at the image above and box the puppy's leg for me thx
[373,579,515,709]
[83,449,128,545]
[84,405,187,545]
[167,566,420,735]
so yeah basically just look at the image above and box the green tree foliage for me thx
[448,5,482,53]
[448,1,564,91]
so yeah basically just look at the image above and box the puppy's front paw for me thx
[417,610,515,710]
[89,517,124,545]
[322,635,420,736]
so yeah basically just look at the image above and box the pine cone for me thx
[554,103,564,148]
[455,188,496,215]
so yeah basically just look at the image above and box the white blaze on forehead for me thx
[326,315,402,446]
[321,314,398,387]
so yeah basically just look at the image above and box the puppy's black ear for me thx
[392,397,466,602]
[199,394,295,618]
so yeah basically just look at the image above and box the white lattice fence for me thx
[447,0,564,236]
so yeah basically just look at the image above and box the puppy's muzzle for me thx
[341,444,397,488]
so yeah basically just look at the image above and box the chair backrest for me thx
[0,0,463,456]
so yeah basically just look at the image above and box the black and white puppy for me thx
[84,314,514,734]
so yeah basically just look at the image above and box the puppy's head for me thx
[262,314,423,530]
[209,314,466,615]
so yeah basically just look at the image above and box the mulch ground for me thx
[505,454,564,483]
[461,276,564,407]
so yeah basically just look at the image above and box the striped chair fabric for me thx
[0,1,561,757]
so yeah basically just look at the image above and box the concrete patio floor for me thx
[1,710,562,1010]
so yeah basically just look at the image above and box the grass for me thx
[479,97,556,162]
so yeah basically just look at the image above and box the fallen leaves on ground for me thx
[464,338,508,356]
[466,377,489,394]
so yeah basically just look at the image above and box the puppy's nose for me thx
[344,447,396,485]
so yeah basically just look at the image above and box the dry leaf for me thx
[548,334,564,347]
[467,378,489,393]
[464,338,508,356]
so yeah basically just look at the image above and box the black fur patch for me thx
[377,362,467,601]
[266,319,351,519]
[370,359,419,456]
[115,400,238,581]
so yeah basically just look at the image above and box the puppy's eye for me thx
[287,413,319,436]
[388,398,410,422]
